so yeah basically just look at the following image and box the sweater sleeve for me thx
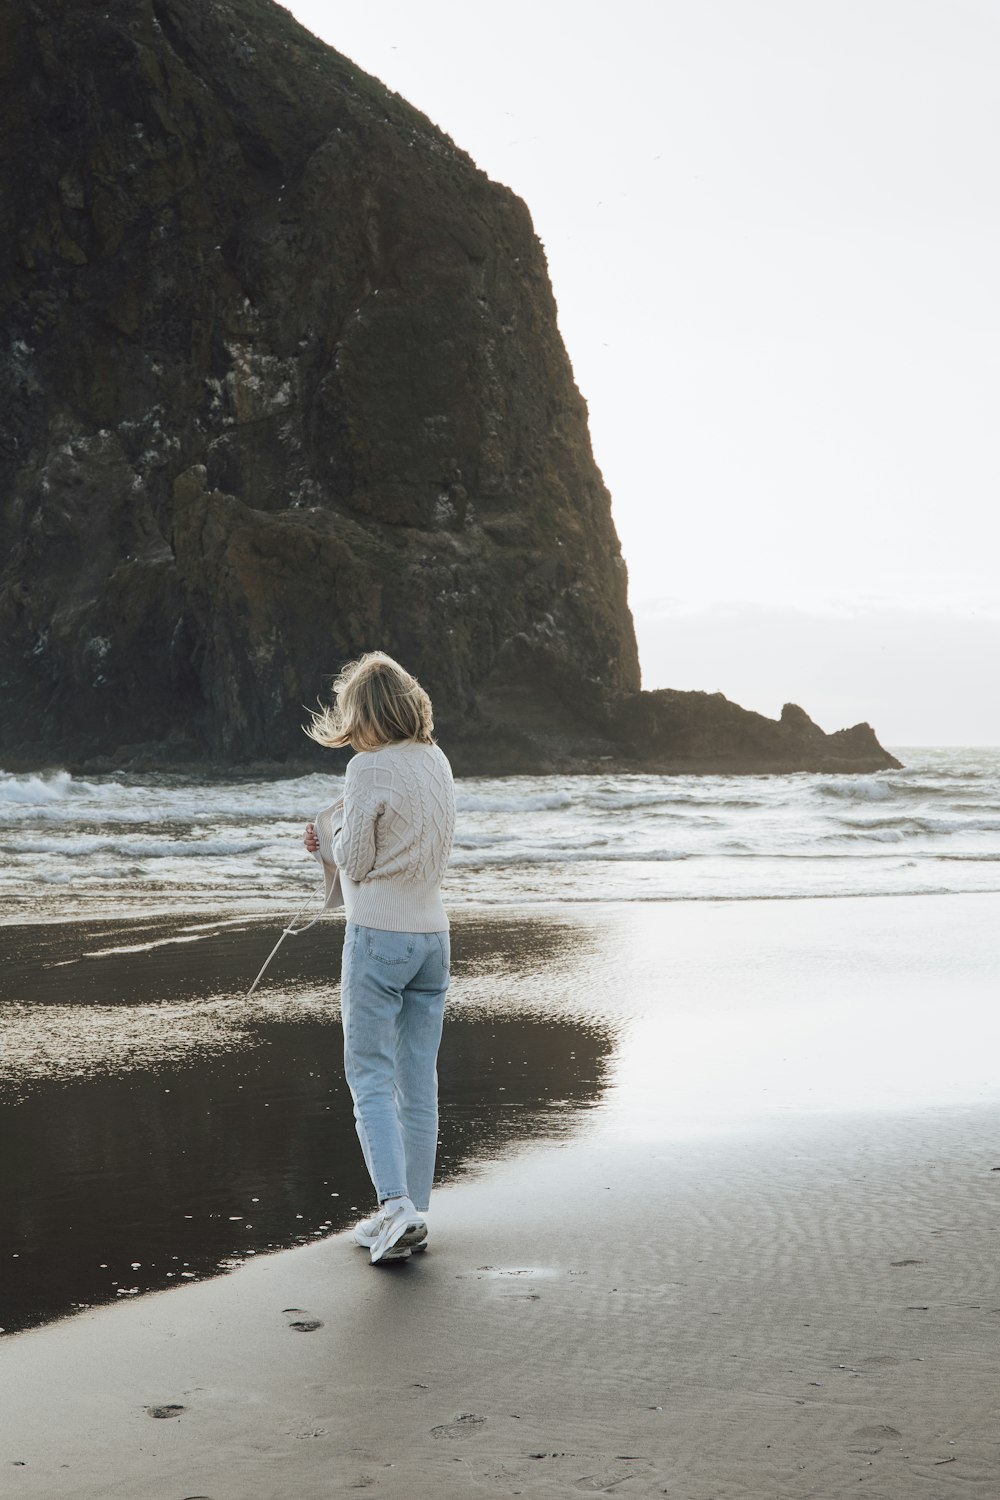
[332,757,384,881]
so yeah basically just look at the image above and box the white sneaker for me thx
[351,1208,384,1247]
[368,1196,428,1264]
[351,1208,411,1261]
[353,1202,429,1256]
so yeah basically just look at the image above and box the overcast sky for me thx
[285,0,998,745]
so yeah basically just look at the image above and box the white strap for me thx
[243,880,339,999]
[243,800,345,1001]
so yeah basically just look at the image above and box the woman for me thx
[303,652,456,1265]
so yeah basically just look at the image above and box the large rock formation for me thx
[0,0,899,776]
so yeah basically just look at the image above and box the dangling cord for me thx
[243,883,331,1001]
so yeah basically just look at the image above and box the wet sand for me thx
[0,911,615,1332]
[2,894,1000,1497]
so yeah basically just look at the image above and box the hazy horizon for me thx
[284,0,998,745]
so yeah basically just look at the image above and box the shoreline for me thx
[6,883,1000,934]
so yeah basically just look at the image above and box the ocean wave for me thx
[837,814,1000,836]
[9,835,275,859]
[889,780,989,796]
[448,846,691,866]
[585,791,747,817]
[0,804,329,830]
[822,771,1000,803]
[0,766,344,824]
[816,776,897,801]
[587,791,694,811]
[819,828,907,844]
[587,790,709,810]
[719,850,919,861]
[456,791,574,812]
[932,816,1000,833]
[0,769,99,804]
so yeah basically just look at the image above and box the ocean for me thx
[3,746,999,922]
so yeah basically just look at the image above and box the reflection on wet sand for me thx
[0,912,617,1333]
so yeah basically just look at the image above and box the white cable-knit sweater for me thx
[332,741,456,932]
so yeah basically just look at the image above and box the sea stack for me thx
[0,0,899,775]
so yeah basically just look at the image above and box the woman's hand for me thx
[303,821,320,855]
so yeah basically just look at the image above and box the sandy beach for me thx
[2,894,999,1497]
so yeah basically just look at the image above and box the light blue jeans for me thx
[340,922,450,1212]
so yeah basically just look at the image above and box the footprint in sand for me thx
[146,1404,186,1419]
[575,1461,655,1492]
[282,1307,324,1332]
[430,1413,487,1439]
[852,1424,902,1444]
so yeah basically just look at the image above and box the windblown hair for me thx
[304,651,435,752]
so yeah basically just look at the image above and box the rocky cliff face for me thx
[0,0,898,776]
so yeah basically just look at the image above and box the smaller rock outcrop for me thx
[441,690,901,777]
[606,692,901,774]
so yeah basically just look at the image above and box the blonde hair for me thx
[304,651,435,752]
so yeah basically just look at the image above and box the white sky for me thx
[283,0,999,744]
